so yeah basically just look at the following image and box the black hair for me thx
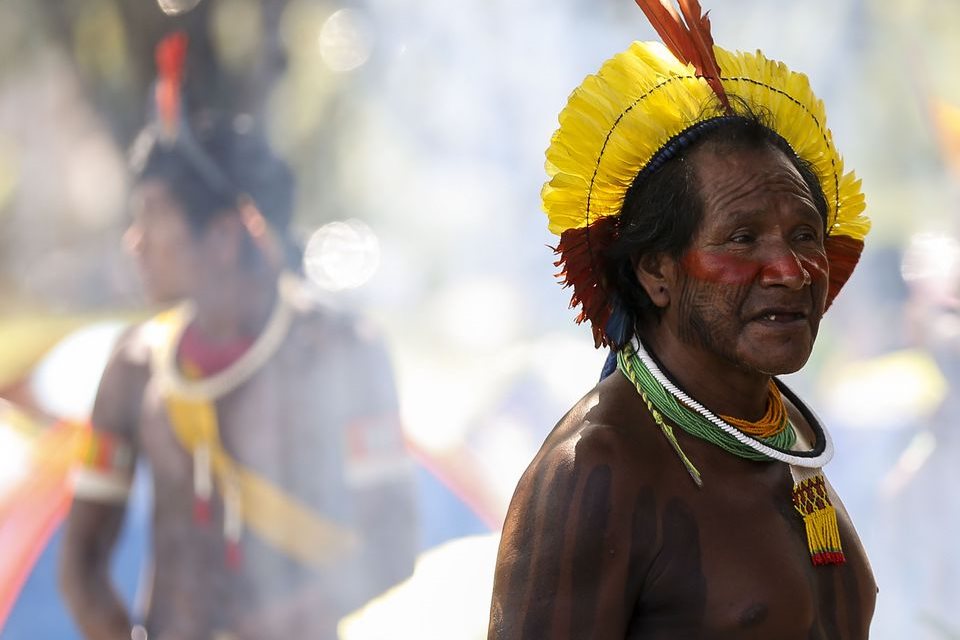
[132,113,295,238]
[601,109,829,347]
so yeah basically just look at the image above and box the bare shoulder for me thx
[107,321,154,370]
[279,283,397,413]
[491,372,666,638]
[527,370,670,491]
[499,369,670,570]
[91,323,153,434]
[283,284,386,357]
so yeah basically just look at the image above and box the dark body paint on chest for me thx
[621,453,871,639]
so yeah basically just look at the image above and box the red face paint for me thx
[681,250,762,285]
[681,248,829,289]
[799,252,829,285]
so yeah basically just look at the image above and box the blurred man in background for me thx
[58,34,417,640]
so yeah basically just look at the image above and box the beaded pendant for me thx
[790,467,846,565]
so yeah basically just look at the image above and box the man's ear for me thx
[237,196,283,270]
[633,252,678,309]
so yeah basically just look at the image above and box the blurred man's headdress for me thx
[544,0,870,347]
[133,32,235,201]
[129,32,295,269]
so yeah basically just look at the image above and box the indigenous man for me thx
[490,2,876,638]
[59,34,417,640]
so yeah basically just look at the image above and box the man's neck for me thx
[189,269,280,343]
[637,324,771,422]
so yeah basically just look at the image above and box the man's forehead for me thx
[129,179,194,229]
[691,144,816,206]
[693,142,800,177]
[131,178,181,209]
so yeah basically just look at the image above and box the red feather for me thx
[677,0,727,105]
[633,1,696,65]
[634,0,730,111]
[155,31,189,137]
[824,235,864,311]
[554,218,619,348]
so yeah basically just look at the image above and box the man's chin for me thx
[142,285,186,307]
[744,348,813,376]
[739,326,817,375]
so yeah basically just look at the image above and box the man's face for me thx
[125,178,204,304]
[665,143,829,376]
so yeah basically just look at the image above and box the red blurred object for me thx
[225,539,243,571]
[193,496,211,526]
[0,408,88,633]
[155,31,188,138]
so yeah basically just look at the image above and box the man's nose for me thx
[758,241,809,290]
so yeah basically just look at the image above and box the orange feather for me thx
[155,31,189,138]
[633,0,695,64]
[634,0,730,111]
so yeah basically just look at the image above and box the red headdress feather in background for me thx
[155,31,189,139]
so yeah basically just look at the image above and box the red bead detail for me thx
[225,540,243,571]
[193,497,211,526]
[96,437,114,468]
[811,551,846,566]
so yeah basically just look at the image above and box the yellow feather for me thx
[542,40,869,248]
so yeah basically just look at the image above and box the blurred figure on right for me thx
[875,231,960,638]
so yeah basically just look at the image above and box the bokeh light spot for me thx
[304,219,381,291]
[157,0,203,16]
[318,8,374,73]
[901,232,960,284]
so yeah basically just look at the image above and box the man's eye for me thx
[730,233,753,244]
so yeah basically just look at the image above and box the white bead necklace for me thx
[632,338,833,468]
[152,273,298,401]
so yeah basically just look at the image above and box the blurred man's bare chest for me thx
[129,342,350,631]
[136,347,346,499]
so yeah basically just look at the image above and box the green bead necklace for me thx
[617,344,797,463]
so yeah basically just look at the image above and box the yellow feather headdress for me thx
[545,1,869,347]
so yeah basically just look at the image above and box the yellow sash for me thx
[153,308,357,569]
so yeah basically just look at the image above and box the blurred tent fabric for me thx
[0,317,133,634]
[0,405,84,631]
[0,320,145,639]
[0,316,105,391]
